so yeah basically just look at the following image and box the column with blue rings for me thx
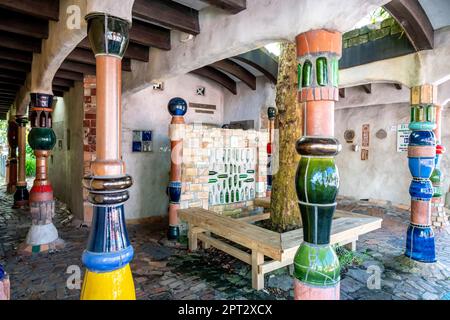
[405,85,437,263]
[80,13,135,300]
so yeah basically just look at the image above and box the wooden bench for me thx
[179,206,382,291]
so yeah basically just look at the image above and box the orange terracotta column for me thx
[80,13,135,300]
[294,29,342,300]
[167,98,187,241]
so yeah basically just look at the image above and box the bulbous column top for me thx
[168,97,188,117]
[268,106,277,120]
[85,13,130,58]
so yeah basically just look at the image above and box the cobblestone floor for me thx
[1,184,450,300]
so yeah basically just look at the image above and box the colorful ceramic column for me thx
[266,107,276,198]
[23,93,62,254]
[13,115,29,208]
[294,30,342,300]
[405,85,436,263]
[0,265,10,300]
[431,105,447,229]
[167,97,187,241]
[6,120,18,194]
[80,13,135,300]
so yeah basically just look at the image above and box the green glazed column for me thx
[294,29,342,300]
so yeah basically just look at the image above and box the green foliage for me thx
[334,245,366,272]
[369,7,390,25]
[0,120,7,146]
[25,142,36,177]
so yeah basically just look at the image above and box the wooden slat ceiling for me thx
[0,0,253,118]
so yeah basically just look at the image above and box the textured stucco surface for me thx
[122,74,226,220]
[335,102,450,205]
[340,27,450,88]
[123,0,388,95]
[223,77,276,129]
[48,82,84,220]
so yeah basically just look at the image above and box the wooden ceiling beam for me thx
[53,90,64,97]
[66,48,96,66]
[0,10,49,39]
[0,47,32,63]
[202,0,247,14]
[0,77,24,86]
[191,66,237,95]
[53,77,74,88]
[130,20,171,50]
[211,59,256,90]
[53,85,70,92]
[384,0,434,50]
[55,69,84,82]
[0,83,20,91]
[59,61,96,75]
[234,49,278,84]
[0,0,60,21]
[0,69,26,81]
[133,0,200,35]
[0,59,30,72]
[0,32,41,53]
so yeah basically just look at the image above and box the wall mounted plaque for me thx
[376,129,387,139]
[344,130,355,143]
[132,130,153,152]
[362,124,370,148]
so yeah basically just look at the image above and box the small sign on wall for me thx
[397,124,411,152]
[132,130,153,152]
[361,124,370,161]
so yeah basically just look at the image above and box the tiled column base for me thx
[19,200,65,254]
[294,279,340,300]
[405,223,436,263]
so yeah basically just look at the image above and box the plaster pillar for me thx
[405,85,437,263]
[293,29,342,300]
[6,120,18,194]
[13,115,29,209]
[0,265,10,300]
[266,107,276,198]
[80,13,135,300]
[22,93,63,254]
[430,105,448,229]
[167,98,187,241]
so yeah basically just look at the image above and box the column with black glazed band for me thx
[80,13,135,300]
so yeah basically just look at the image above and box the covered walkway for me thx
[2,186,449,300]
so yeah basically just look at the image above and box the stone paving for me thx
[1,184,450,300]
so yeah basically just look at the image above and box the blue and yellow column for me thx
[405,85,437,263]
[80,13,135,300]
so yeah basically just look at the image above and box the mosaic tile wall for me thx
[180,124,269,214]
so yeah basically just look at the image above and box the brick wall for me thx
[82,75,96,224]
